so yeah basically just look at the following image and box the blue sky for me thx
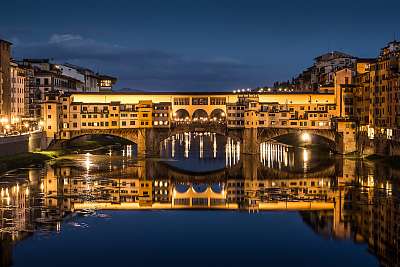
[1,0,399,91]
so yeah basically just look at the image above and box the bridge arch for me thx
[210,108,226,121]
[258,128,337,151]
[192,109,208,121]
[174,109,190,121]
[50,129,140,150]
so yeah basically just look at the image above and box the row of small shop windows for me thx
[226,181,325,187]
[227,120,329,126]
[80,113,167,118]
[226,112,330,118]
[62,120,170,128]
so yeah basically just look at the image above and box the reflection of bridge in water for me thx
[57,152,339,211]
[0,157,398,267]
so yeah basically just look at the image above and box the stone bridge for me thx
[257,127,336,143]
[50,123,348,157]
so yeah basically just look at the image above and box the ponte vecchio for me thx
[42,87,359,157]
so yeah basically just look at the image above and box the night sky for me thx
[1,0,399,91]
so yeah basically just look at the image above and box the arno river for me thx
[0,133,398,267]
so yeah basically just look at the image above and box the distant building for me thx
[311,51,357,88]
[10,60,26,121]
[98,75,117,91]
[34,69,83,99]
[280,51,357,92]
[0,39,12,121]
[55,63,103,92]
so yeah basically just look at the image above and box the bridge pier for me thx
[138,128,170,158]
[242,128,259,155]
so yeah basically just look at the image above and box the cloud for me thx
[49,34,83,44]
[12,34,268,91]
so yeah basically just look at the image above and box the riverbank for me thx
[66,136,132,152]
[0,137,131,173]
[365,154,400,169]
[0,151,61,173]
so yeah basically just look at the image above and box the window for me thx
[210,97,226,105]
[111,121,117,126]
[48,115,51,119]
[192,97,208,105]
[173,97,189,105]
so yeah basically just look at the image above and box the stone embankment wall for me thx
[0,132,45,157]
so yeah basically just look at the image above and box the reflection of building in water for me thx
[2,155,400,267]
[39,155,341,212]
[350,163,400,267]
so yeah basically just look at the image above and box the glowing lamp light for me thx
[301,133,311,142]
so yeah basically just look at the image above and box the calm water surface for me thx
[0,133,398,266]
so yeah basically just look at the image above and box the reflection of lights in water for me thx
[85,153,91,172]
[225,138,240,167]
[303,149,309,162]
[236,141,240,162]
[108,148,112,156]
[367,175,374,187]
[386,181,392,196]
[213,133,217,158]
[225,137,230,166]
[25,187,29,196]
[260,142,289,169]
[184,134,189,158]
[163,139,168,151]
[171,135,175,158]
[199,135,204,159]
[126,145,132,158]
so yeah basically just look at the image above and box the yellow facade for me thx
[43,89,347,143]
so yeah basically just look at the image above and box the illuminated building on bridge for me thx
[41,83,358,155]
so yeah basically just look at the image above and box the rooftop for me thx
[0,39,12,45]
